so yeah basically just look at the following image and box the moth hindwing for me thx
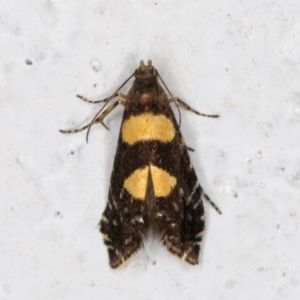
[60,60,221,268]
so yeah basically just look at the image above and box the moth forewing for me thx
[60,60,220,268]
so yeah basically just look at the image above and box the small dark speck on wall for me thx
[25,59,33,65]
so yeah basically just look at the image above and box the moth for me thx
[60,60,221,268]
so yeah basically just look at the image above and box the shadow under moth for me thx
[60,60,221,268]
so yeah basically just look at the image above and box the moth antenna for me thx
[157,71,173,98]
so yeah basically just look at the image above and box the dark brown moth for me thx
[60,60,221,268]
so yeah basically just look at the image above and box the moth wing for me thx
[100,141,148,268]
[150,107,206,265]
[179,138,206,265]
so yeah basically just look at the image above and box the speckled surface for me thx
[1,1,300,299]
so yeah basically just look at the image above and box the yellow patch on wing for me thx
[123,164,177,199]
[122,113,175,145]
[150,165,177,197]
[123,166,149,200]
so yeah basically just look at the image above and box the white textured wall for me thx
[1,1,300,299]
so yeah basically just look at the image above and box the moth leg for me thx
[169,97,219,118]
[157,71,219,118]
[202,191,222,215]
[76,95,109,104]
[59,120,108,134]
[85,98,126,142]
[187,146,194,152]
[76,93,127,104]
[94,99,126,129]
[59,99,126,134]
[60,68,134,135]
[60,124,91,134]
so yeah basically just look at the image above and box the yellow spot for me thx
[123,165,177,199]
[196,230,205,238]
[150,165,177,197]
[101,215,108,222]
[124,166,149,200]
[122,113,175,144]
[102,233,111,241]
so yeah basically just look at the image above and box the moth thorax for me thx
[134,75,157,87]
[140,91,155,107]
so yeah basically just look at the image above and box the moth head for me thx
[136,60,156,76]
